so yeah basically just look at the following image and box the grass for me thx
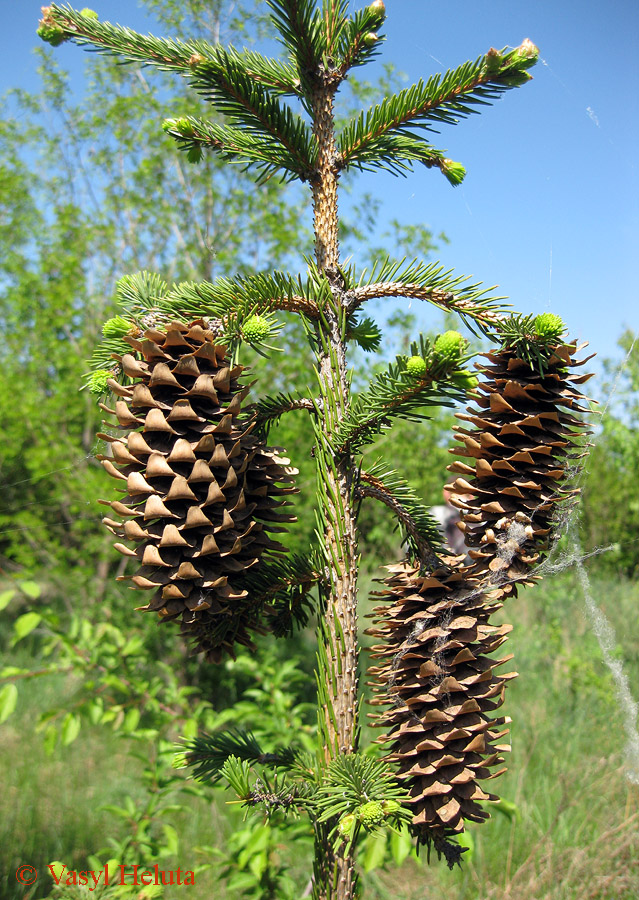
[0,665,133,900]
[2,569,638,899]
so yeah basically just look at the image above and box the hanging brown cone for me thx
[367,561,516,857]
[446,340,594,595]
[366,337,593,856]
[97,319,297,661]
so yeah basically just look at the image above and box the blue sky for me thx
[3,0,637,370]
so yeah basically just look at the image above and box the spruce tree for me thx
[39,3,592,897]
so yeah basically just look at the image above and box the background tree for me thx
[581,329,639,578]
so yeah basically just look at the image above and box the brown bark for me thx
[310,76,359,900]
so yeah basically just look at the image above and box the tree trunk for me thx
[310,79,359,900]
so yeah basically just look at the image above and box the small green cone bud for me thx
[242,315,271,344]
[358,800,385,828]
[163,117,194,137]
[441,159,466,186]
[433,331,465,365]
[452,369,479,391]
[87,370,113,396]
[380,799,401,816]
[338,813,357,839]
[368,0,386,23]
[187,146,203,164]
[533,312,565,341]
[37,23,66,46]
[363,32,379,48]
[80,8,98,18]
[484,47,502,73]
[102,315,133,338]
[406,355,428,378]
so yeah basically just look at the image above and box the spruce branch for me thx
[320,0,350,59]
[163,116,313,184]
[116,271,169,311]
[496,312,575,372]
[183,730,298,783]
[209,46,302,97]
[40,3,219,70]
[338,132,464,183]
[333,3,385,76]
[250,392,315,439]
[337,40,538,175]
[40,7,315,183]
[266,0,325,88]
[217,757,310,816]
[41,5,300,94]
[89,270,324,383]
[333,337,469,455]
[345,315,383,353]
[345,258,508,337]
[314,754,411,846]
[357,463,445,566]
[245,773,309,816]
[242,553,322,637]
[185,49,316,176]
[145,272,322,324]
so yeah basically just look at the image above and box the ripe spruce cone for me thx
[367,339,592,857]
[446,340,593,591]
[367,562,516,856]
[97,319,297,661]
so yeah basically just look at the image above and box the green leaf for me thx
[61,712,81,746]
[182,717,198,741]
[389,825,413,865]
[122,707,141,733]
[0,589,16,611]
[0,683,18,724]
[362,830,388,872]
[0,667,26,678]
[99,804,132,819]
[491,797,521,822]
[12,612,42,644]
[456,829,475,860]
[18,581,42,600]
[120,636,144,657]
[43,723,58,756]
[88,699,103,725]
[162,824,179,857]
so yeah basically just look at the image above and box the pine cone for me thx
[97,319,297,661]
[447,340,593,592]
[367,562,516,845]
[367,339,593,853]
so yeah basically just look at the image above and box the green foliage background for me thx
[1,1,638,898]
